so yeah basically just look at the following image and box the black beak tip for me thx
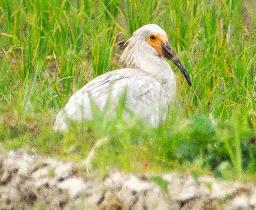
[161,42,192,87]
[188,79,192,87]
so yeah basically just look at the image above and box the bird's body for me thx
[54,24,191,131]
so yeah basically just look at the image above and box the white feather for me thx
[54,24,176,131]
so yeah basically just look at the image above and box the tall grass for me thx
[0,0,255,179]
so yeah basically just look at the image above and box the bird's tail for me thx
[53,109,68,132]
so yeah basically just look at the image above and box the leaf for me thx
[150,176,169,192]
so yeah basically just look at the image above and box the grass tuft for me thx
[0,0,255,180]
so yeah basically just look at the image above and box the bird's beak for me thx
[162,41,192,86]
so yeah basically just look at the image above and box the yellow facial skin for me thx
[145,34,168,57]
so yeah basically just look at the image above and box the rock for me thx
[98,194,123,210]
[163,173,199,202]
[0,151,256,210]
[249,190,256,208]
[229,195,249,210]
[57,177,86,198]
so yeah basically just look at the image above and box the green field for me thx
[0,0,255,180]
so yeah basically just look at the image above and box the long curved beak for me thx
[162,41,192,86]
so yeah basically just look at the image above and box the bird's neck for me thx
[137,55,176,99]
[138,55,175,84]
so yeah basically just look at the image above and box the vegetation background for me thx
[0,0,255,180]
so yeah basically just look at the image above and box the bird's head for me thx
[121,24,191,86]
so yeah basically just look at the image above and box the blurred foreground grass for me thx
[0,0,255,180]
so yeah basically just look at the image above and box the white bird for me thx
[54,24,191,131]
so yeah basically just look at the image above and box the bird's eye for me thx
[149,34,156,40]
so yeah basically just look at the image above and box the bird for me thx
[54,24,191,131]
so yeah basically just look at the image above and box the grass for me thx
[0,0,255,180]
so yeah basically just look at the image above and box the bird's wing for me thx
[55,69,134,120]
[124,72,164,126]
[54,68,163,130]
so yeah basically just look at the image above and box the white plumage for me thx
[54,24,191,131]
